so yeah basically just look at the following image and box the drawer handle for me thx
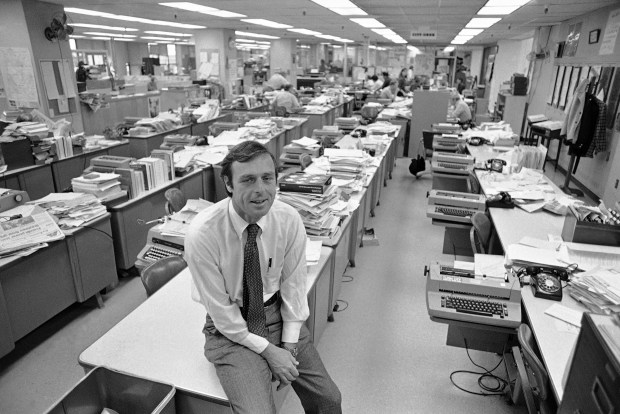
[591,376,614,414]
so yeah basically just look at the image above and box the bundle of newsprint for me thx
[0,205,64,258]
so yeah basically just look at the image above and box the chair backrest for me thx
[164,188,187,215]
[421,130,435,158]
[517,324,550,411]
[469,212,492,254]
[140,256,187,296]
[467,171,481,194]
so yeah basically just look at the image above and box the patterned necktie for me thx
[242,224,266,336]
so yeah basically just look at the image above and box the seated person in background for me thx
[369,75,383,93]
[449,92,472,126]
[380,80,403,102]
[272,84,302,114]
[380,71,391,89]
[263,71,288,92]
[147,75,158,91]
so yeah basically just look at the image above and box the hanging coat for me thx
[569,93,599,157]
[562,78,588,143]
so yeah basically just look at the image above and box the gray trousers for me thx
[203,299,342,414]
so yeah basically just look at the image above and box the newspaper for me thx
[0,205,64,255]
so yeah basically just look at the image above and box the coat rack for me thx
[561,74,599,197]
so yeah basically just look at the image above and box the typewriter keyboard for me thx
[143,246,182,262]
[442,296,508,318]
[435,207,473,217]
[438,162,467,170]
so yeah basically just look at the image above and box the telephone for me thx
[486,191,514,208]
[526,266,568,301]
[486,158,507,173]
[468,136,489,146]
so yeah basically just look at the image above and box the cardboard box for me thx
[561,209,620,246]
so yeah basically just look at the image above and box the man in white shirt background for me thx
[186,141,341,414]
[271,84,302,114]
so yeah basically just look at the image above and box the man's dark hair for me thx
[220,141,277,197]
[382,71,389,77]
[371,75,378,81]
[283,84,293,91]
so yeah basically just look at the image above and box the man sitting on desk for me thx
[271,84,302,114]
[185,141,342,414]
[449,92,472,127]
[379,80,403,102]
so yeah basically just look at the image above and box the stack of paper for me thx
[306,238,323,266]
[0,205,65,258]
[278,185,341,238]
[72,172,124,201]
[568,267,620,315]
[158,198,213,238]
[28,193,108,229]
[324,148,368,181]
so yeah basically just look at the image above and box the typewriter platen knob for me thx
[423,265,430,277]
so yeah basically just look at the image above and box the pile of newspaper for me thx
[0,205,65,258]
[27,193,108,229]
[242,118,280,139]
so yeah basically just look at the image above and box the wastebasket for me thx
[44,367,176,414]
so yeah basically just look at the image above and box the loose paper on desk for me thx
[475,254,506,279]
[559,242,620,270]
[506,243,565,268]
[518,236,562,251]
[544,303,583,328]
[291,137,320,147]
[0,205,64,255]
[306,238,323,266]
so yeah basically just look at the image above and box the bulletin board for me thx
[0,47,40,108]
[39,59,77,117]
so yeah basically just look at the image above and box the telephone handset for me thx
[527,266,568,301]
[486,158,507,173]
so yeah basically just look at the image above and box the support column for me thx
[270,38,297,88]
[194,28,237,97]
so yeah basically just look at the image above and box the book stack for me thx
[278,172,341,239]
[51,136,74,159]
[1,110,23,123]
[324,148,367,181]
[129,157,169,192]
[71,172,124,201]
[335,117,359,134]
[150,149,176,180]
[280,137,322,166]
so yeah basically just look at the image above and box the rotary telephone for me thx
[526,266,568,301]
[486,158,507,173]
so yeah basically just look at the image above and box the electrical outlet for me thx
[615,179,619,189]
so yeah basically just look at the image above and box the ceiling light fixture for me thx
[310,0,367,16]
[72,23,138,31]
[84,32,136,38]
[477,6,520,15]
[240,19,292,29]
[159,2,245,18]
[466,17,502,28]
[141,36,177,40]
[444,46,455,52]
[144,31,193,37]
[485,0,531,6]
[288,28,323,36]
[458,28,484,36]
[350,18,385,28]
[235,31,279,39]
[65,7,205,29]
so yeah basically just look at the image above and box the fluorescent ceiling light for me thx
[145,31,193,37]
[444,46,455,52]
[159,2,245,18]
[65,7,205,29]
[451,35,473,44]
[69,35,86,38]
[407,45,421,53]
[340,39,354,43]
[236,39,256,43]
[391,39,408,44]
[329,7,367,15]
[113,38,134,42]
[350,18,384,28]
[240,19,292,29]
[453,35,474,41]
[141,36,177,40]
[315,34,340,40]
[372,28,396,36]
[477,6,520,15]
[466,17,501,28]
[84,32,136,38]
[72,23,138,31]
[235,31,279,39]
[90,37,111,40]
[459,28,484,36]
[485,0,531,6]
[311,0,356,7]
[256,41,271,45]
[288,28,323,36]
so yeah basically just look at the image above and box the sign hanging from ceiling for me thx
[410,28,437,40]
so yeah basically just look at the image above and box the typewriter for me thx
[432,134,467,152]
[135,224,185,271]
[426,189,486,224]
[426,263,521,328]
[431,152,474,175]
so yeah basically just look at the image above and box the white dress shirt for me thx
[185,198,309,354]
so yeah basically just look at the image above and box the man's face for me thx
[225,153,277,224]
[390,83,397,93]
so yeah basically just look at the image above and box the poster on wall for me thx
[0,47,39,108]
[600,8,620,55]
[606,69,620,129]
[547,66,560,105]
[414,54,433,77]
[564,23,583,57]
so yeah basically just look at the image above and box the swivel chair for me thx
[469,212,492,254]
[140,255,187,296]
[413,130,435,179]
[509,323,552,414]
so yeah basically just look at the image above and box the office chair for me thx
[469,212,492,254]
[413,130,436,179]
[164,188,187,215]
[510,323,551,414]
[467,171,481,194]
[140,255,187,296]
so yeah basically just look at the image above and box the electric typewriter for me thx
[431,151,474,175]
[432,134,466,152]
[135,224,185,271]
[425,263,521,329]
[432,123,462,134]
[426,189,485,223]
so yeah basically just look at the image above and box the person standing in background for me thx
[75,61,90,93]
[147,75,158,92]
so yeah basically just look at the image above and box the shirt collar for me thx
[227,199,268,238]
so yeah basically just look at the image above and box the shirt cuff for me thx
[239,333,270,354]
[281,321,303,344]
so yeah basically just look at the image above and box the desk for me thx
[108,168,208,270]
[299,106,334,134]
[190,113,234,137]
[528,123,563,171]
[0,163,55,200]
[0,214,117,358]
[126,124,193,158]
[476,168,582,404]
[50,141,130,192]
[79,247,334,412]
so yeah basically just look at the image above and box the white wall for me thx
[470,47,484,85]
[488,38,533,112]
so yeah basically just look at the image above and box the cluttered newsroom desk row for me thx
[423,122,619,413]
[1,106,401,411]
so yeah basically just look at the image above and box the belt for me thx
[263,291,280,307]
